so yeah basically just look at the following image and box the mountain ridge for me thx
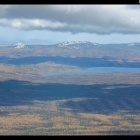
[1,40,140,47]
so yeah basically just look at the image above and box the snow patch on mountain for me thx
[128,43,136,46]
[58,41,100,49]
[14,43,27,49]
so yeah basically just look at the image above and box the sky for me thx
[0,5,140,45]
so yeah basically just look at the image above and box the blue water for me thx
[42,67,140,76]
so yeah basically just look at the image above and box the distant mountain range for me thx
[0,41,140,68]
[11,41,140,50]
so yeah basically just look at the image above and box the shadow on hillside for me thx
[102,130,140,135]
[0,80,140,114]
[0,56,140,68]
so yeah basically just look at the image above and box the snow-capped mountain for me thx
[14,43,27,49]
[127,42,140,47]
[57,41,100,49]
[128,43,136,46]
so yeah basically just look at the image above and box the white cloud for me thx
[53,5,86,13]
[0,18,67,30]
[0,19,7,24]
[0,5,140,34]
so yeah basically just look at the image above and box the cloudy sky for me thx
[0,5,140,45]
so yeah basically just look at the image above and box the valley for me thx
[0,41,140,135]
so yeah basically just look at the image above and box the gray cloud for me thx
[0,5,140,34]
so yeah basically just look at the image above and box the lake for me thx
[42,67,140,76]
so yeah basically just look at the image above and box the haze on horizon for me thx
[0,5,140,45]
